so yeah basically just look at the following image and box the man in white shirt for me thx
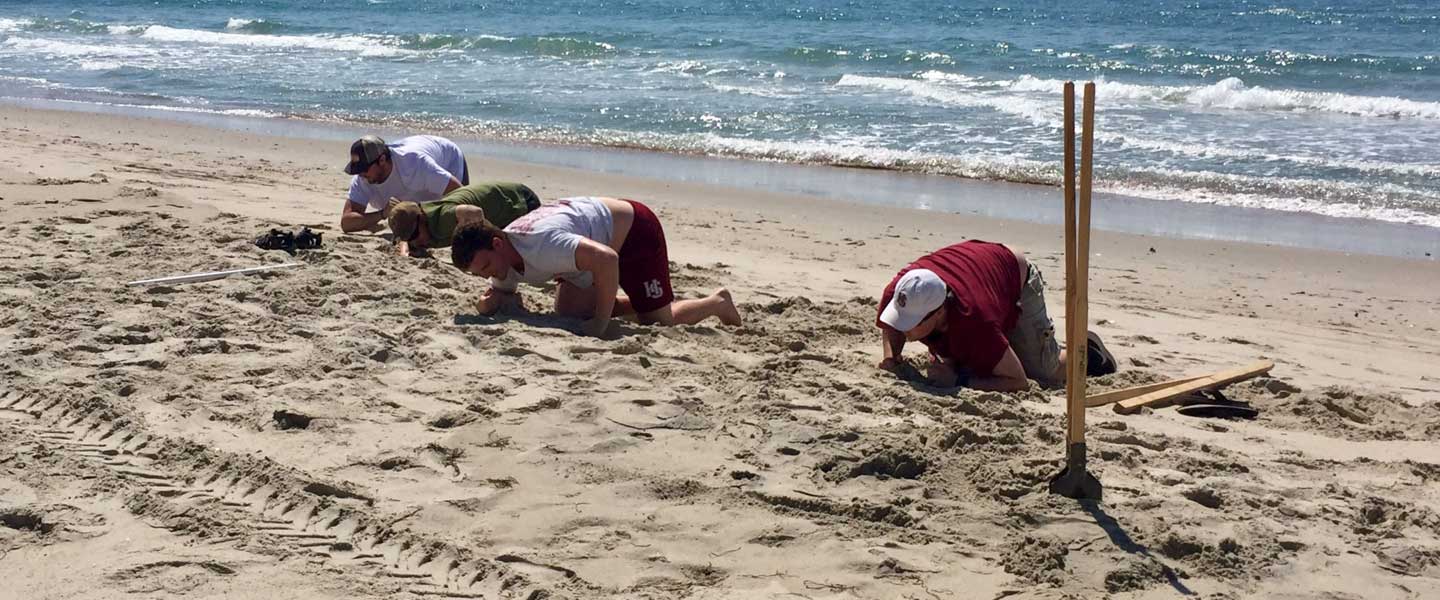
[450,197,743,337]
[339,135,469,233]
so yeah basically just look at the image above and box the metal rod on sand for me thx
[126,263,302,287]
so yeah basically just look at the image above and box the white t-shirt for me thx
[491,197,614,292]
[346,135,466,212]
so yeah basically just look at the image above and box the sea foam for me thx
[135,25,406,57]
[1004,75,1440,120]
[835,74,1058,128]
[2,37,159,58]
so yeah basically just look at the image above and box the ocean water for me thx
[1,0,1437,229]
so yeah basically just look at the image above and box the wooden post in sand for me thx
[1049,82,1103,500]
[1075,83,1095,409]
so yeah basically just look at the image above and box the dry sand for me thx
[2,103,1439,599]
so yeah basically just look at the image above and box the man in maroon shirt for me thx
[875,240,1115,391]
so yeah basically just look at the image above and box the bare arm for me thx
[340,198,391,233]
[966,347,1030,392]
[454,204,486,227]
[878,326,906,369]
[443,177,462,195]
[572,238,620,337]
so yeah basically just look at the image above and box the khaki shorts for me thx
[1006,263,1062,388]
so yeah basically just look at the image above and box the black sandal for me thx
[255,228,323,254]
[1175,389,1259,420]
[1085,331,1117,376]
[294,227,323,250]
[254,228,296,254]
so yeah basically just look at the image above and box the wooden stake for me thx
[1065,83,1095,446]
[1050,82,1102,500]
[1063,82,1078,440]
[1077,83,1095,376]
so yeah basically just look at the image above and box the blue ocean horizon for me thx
[2,0,1437,232]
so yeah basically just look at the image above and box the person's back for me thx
[878,241,1023,373]
[495,197,615,289]
[423,182,540,247]
[389,135,465,184]
[346,135,466,213]
[921,241,1021,330]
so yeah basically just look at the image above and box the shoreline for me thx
[4,95,1437,260]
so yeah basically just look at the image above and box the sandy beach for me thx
[3,103,1439,599]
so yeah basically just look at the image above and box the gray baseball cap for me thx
[344,135,388,175]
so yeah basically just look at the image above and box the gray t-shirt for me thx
[491,197,614,292]
[346,135,465,212]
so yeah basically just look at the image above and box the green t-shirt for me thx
[423,182,537,247]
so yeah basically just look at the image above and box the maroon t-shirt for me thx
[876,241,1023,375]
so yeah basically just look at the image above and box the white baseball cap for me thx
[880,268,947,332]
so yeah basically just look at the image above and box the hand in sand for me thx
[927,361,959,387]
[498,291,525,313]
[877,357,902,371]
[474,289,504,316]
[581,316,611,338]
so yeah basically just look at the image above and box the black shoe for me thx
[255,228,296,254]
[1086,331,1117,377]
[293,227,323,250]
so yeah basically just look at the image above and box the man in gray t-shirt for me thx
[338,135,469,233]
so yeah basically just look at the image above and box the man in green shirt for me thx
[388,181,541,254]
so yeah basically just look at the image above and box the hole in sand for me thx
[272,410,313,430]
[426,410,479,429]
[1,508,54,533]
[376,456,416,471]
[303,482,373,504]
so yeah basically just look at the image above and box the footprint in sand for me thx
[110,560,236,594]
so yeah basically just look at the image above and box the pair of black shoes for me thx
[255,227,323,255]
[1086,331,1118,377]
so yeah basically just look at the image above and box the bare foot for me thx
[714,288,743,326]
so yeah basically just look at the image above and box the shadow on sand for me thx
[452,312,650,340]
[1081,500,1194,596]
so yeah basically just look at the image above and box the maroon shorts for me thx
[617,200,674,314]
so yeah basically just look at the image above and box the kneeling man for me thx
[876,240,1114,391]
[339,134,468,233]
[451,197,742,337]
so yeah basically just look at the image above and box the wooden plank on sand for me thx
[1084,375,1209,408]
[1112,360,1274,415]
